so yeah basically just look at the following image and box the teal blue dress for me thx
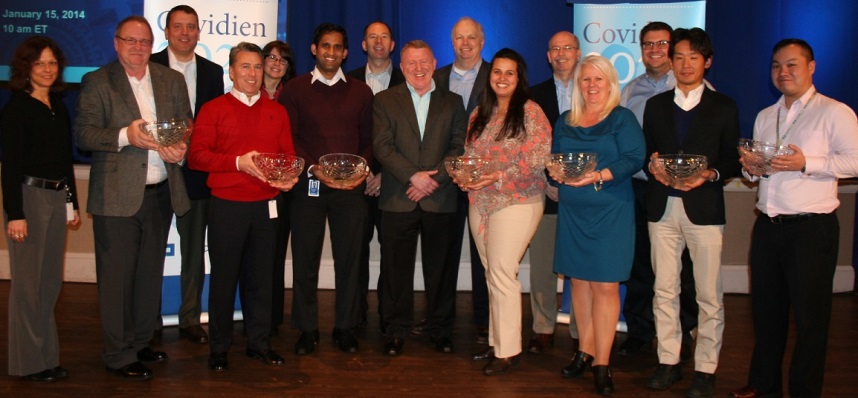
[552,106,645,282]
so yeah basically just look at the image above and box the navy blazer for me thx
[433,60,491,115]
[643,87,741,225]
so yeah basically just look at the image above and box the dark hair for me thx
[115,16,154,41]
[262,40,296,84]
[165,5,199,26]
[468,48,530,142]
[639,21,672,43]
[363,21,392,38]
[229,42,263,66]
[7,36,66,93]
[772,38,814,61]
[313,23,348,49]
[669,27,713,60]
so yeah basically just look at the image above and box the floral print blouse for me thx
[465,100,552,233]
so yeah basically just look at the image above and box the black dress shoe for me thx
[526,333,554,354]
[475,325,489,344]
[482,354,521,376]
[333,328,359,353]
[208,352,228,371]
[137,347,167,363]
[686,371,716,398]
[106,362,153,380]
[246,349,285,365]
[24,369,56,382]
[431,336,454,353]
[592,365,614,395]
[295,330,320,355]
[617,337,648,356]
[179,325,209,344]
[410,319,430,335]
[561,351,594,378]
[384,337,405,356]
[646,363,682,390]
[472,346,495,361]
[51,366,68,379]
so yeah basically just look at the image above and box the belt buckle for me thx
[769,215,783,224]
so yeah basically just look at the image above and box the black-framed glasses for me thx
[265,54,289,66]
[115,36,153,47]
[641,40,669,50]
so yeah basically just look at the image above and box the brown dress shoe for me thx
[179,325,209,344]
[482,354,520,376]
[526,333,554,354]
[729,386,766,398]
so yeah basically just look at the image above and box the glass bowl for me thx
[252,153,304,183]
[544,153,598,184]
[738,138,795,175]
[656,154,708,188]
[318,153,368,189]
[444,156,495,184]
[141,119,189,147]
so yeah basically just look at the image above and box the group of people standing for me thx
[2,6,857,398]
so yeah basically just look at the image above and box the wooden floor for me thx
[0,281,855,397]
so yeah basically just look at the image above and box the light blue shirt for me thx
[449,59,482,108]
[620,69,677,126]
[407,80,436,140]
[554,76,573,115]
[365,62,393,95]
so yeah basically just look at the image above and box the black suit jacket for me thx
[530,77,563,215]
[150,49,225,199]
[643,87,741,225]
[433,60,491,115]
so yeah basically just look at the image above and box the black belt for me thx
[145,180,168,190]
[23,176,67,191]
[763,212,823,224]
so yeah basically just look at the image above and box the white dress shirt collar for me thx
[311,66,347,86]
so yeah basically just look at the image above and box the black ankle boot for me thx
[592,365,614,395]
[560,351,594,378]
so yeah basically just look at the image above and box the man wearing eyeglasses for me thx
[618,21,699,363]
[525,30,581,355]
[75,16,192,380]
[150,4,224,345]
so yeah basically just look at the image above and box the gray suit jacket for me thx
[75,60,192,217]
[372,83,467,213]
[432,59,491,115]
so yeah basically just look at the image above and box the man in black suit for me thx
[150,5,225,344]
[431,16,492,343]
[525,30,581,355]
[373,40,466,356]
[643,28,740,398]
[346,21,405,332]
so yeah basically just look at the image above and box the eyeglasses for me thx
[115,36,153,47]
[549,45,579,52]
[33,60,59,69]
[265,54,289,66]
[641,40,670,50]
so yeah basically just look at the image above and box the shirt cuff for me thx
[236,156,241,171]
[118,127,130,149]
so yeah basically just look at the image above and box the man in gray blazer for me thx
[374,40,466,356]
[75,16,191,381]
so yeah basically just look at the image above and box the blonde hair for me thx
[565,55,621,127]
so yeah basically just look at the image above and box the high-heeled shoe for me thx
[592,365,614,395]
[560,351,594,378]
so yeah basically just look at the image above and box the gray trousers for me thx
[6,185,67,376]
[176,198,208,328]
[528,213,578,338]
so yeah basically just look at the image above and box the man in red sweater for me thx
[189,42,297,372]
[279,23,373,355]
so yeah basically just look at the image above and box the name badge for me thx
[308,179,320,197]
[66,202,75,221]
[268,199,278,219]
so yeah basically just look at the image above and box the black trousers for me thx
[207,196,278,353]
[446,190,488,327]
[747,212,838,397]
[271,190,292,329]
[290,178,366,331]
[359,194,383,324]
[381,207,458,339]
[623,178,698,342]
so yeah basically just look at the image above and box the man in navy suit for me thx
[150,5,225,345]
[643,28,740,398]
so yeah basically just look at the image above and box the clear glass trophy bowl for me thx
[657,154,708,188]
[252,153,304,183]
[318,153,368,189]
[444,156,495,184]
[738,138,795,175]
[141,119,189,147]
[544,152,598,184]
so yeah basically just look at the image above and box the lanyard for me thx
[776,90,816,146]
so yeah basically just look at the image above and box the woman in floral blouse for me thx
[453,48,551,376]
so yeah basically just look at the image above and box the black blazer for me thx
[643,87,741,225]
[150,49,225,199]
[433,60,491,115]
[530,77,562,215]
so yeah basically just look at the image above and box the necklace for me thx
[776,90,816,146]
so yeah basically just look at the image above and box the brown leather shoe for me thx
[179,325,209,344]
[526,333,554,354]
[729,386,769,398]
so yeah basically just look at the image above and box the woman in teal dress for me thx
[551,55,644,395]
